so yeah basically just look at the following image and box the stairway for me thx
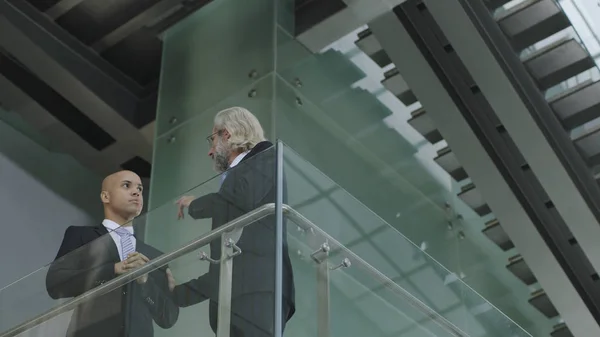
[355,25,541,334]
[355,0,600,334]
[494,0,600,173]
[480,0,600,334]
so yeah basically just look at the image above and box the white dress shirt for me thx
[102,219,136,261]
[220,151,249,185]
[230,151,249,168]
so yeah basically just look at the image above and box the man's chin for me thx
[126,206,143,218]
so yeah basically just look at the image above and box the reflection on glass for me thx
[282,143,532,337]
[0,141,535,337]
[273,21,555,334]
[0,154,280,337]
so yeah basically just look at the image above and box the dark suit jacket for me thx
[46,225,179,337]
[173,141,296,331]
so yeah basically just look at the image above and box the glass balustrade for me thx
[0,144,530,337]
[281,143,531,337]
[0,148,278,337]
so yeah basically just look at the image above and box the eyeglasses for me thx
[206,130,223,147]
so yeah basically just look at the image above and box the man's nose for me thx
[132,190,140,196]
[208,148,214,158]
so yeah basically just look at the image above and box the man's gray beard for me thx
[213,138,230,173]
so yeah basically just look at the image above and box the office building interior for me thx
[1,0,600,336]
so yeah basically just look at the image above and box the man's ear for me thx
[100,191,110,204]
[223,129,231,140]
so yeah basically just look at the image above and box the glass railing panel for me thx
[281,143,532,337]
[284,218,455,337]
[0,205,208,337]
[0,147,278,337]
[274,25,553,335]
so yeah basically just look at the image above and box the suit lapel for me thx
[93,225,121,262]
[240,141,273,164]
[135,239,148,256]
[93,224,108,237]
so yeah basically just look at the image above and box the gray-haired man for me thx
[174,107,296,337]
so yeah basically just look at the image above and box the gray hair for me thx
[214,107,266,152]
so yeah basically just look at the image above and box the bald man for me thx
[46,171,179,337]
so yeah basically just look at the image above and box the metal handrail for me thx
[0,203,276,337]
[283,205,470,337]
[1,203,468,337]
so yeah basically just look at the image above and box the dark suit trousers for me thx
[209,293,291,337]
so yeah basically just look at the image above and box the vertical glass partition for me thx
[280,142,531,337]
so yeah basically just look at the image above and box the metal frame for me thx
[368,8,600,337]
[274,141,285,337]
[315,246,331,337]
[283,206,467,337]
[316,260,331,337]
[216,234,235,337]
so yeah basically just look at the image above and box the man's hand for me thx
[114,252,150,284]
[176,196,195,220]
[166,268,176,292]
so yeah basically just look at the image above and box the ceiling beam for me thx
[0,73,133,176]
[0,0,153,161]
[0,0,144,98]
[0,51,116,151]
[296,0,406,52]
[45,0,84,20]
[90,0,183,53]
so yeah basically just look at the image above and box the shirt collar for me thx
[230,151,249,168]
[102,219,134,235]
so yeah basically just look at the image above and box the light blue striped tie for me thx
[115,227,134,260]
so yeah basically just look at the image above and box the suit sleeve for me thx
[139,268,179,328]
[188,164,273,220]
[171,274,213,307]
[46,226,116,299]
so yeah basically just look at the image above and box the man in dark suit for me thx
[174,107,295,337]
[46,170,179,337]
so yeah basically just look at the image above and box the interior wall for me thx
[0,112,102,335]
